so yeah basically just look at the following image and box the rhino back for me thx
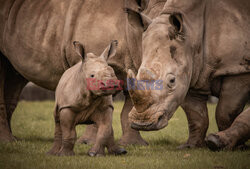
[0,0,127,90]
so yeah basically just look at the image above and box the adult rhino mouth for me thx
[129,107,169,131]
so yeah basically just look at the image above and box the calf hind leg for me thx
[77,124,97,145]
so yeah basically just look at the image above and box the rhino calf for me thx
[47,41,126,156]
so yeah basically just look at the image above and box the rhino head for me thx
[127,0,207,131]
[73,40,119,96]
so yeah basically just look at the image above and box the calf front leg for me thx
[179,92,209,149]
[57,109,76,156]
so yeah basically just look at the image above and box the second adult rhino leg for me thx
[206,107,250,151]
[216,75,250,131]
[178,92,209,149]
[76,124,97,145]
[118,93,148,146]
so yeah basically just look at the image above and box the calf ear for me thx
[73,41,86,62]
[126,8,152,31]
[136,0,149,11]
[101,40,118,61]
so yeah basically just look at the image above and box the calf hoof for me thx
[88,151,105,157]
[205,134,225,151]
[57,149,75,156]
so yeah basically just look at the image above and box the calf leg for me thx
[216,75,249,131]
[206,107,250,151]
[76,124,97,145]
[57,109,76,156]
[179,92,209,149]
[88,106,126,157]
[118,93,148,146]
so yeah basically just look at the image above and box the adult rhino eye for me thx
[169,13,183,33]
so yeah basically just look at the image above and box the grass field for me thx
[0,101,249,169]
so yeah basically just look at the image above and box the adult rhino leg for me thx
[178,93,209,149]
[0,53,13,142]
[206,107,250,151]
[4,59,28,135]
[216,75,249,131]
[118,93,148,146]
[47,107,62,155]
[76,124,97,145]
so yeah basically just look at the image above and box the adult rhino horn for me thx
[127,69,153,113]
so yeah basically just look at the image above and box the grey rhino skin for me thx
[0,0,166,144]
[126,0,250,148]
[47,41,126,156]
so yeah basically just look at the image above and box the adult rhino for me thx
[126,0,250,147]
[0,0,166,144]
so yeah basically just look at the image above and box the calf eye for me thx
[90,75,95,78]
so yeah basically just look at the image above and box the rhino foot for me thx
[205,134,225,151]
[56,148,75,156]
[118,134,148,146]
[46,147,61,156]
[0,132,17,143]
[108,146,127,156]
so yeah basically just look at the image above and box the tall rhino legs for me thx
[0,54,28,142]
[179,93,209,149]
[206,107,250,151]
[78,93,148,146]
[216,75,250,131]
[118,93,148,146]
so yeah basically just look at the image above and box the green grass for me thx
[0,101,249,169]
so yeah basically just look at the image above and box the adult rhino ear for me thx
[101,40,118,61]
[73,41,86,62]
[136,0,149,11]
[126,8,152,31]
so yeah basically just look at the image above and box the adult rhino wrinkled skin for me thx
[127,0,250,147]
[0,0,166,144]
